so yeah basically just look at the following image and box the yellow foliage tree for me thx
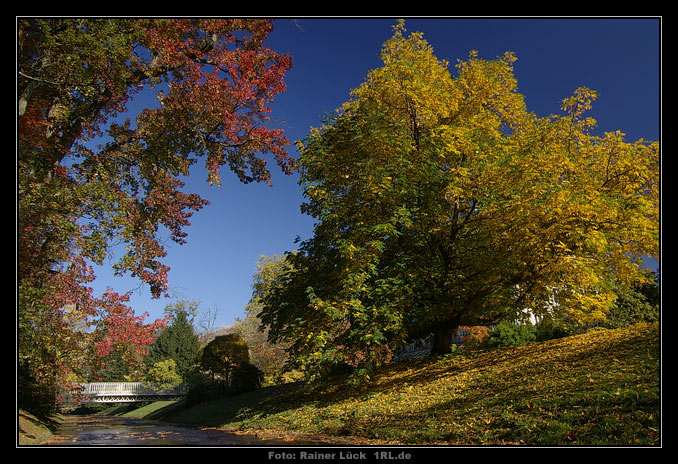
[262,21,659,382]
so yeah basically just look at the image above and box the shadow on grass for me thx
[19,411,61,431]
[133,324,659,445]
[18,410,62,445]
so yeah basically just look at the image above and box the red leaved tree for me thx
[18,18,293,412]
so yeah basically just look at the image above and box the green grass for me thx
[122,323,661,446]
[18,410,63,445]
[102,400,185,419]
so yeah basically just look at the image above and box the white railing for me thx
[80,382,186,396]
[60,382,187,405]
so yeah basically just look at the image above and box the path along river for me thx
[43,414,329,446]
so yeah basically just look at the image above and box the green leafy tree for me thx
[144,301,201,380]
[198,333,250,381]
[603,274,660,329]
[145,359,182,389]
[260,21,658,383]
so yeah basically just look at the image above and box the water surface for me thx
[44,414,321,446]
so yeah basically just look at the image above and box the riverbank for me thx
[126,323,661,446]
[18,410,62,445]
[101,400,388,445]
[42,414,333,446]
[19,323,660,446]
[19,402,376,446]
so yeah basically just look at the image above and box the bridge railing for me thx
[79,382,187,396]
[65,382,188,398]
[59,382,188,406]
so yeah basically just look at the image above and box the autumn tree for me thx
[18,18,292,412]
[260,21,659,382]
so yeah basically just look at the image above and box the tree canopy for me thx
[18,18,292,412]
[259,21,659,382]
[198,334,250,381]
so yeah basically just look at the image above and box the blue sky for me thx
[89,17,661,331]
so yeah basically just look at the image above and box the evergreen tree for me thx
[145,301,200,380]
[96,349,130,382]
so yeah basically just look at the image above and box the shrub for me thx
[185,361,262,404]
[185,379,226,406]
[198,333,250,381]
[459,325,490,350]
[487,321,537,348]
[229,362,262,395]
[535,321,572,342]
[603,286,659,329]
[184,368,220,406]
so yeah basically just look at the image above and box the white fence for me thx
[65,382,188,403]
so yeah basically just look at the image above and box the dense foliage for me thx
[198,333,250,381]
[18,18,292,414]
[603,273,660,329]
[189,333,262,403]
[259,21,659,382]
[486,321,538,348]
[144,359,182,388]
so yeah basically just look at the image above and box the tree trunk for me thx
[429,318,461,356]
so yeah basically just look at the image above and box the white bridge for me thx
[66,382,188,404]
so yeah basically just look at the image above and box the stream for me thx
[43,414,325,446]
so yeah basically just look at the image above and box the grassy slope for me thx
[17,410,63,446]
[126,323,661,445]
